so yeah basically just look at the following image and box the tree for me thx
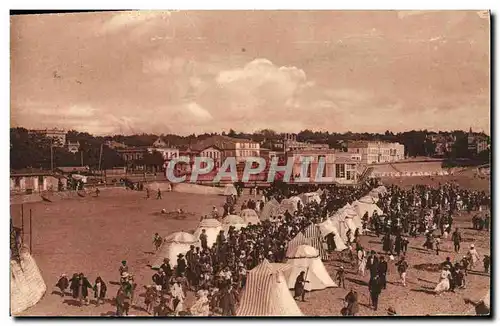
[228,129,236,137]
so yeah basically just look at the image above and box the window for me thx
[38,176,44,185]
[15,177,20,187]
[335,164,345,178]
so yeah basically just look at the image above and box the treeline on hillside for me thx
[10,127,490,170]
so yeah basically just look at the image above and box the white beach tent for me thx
[193,219,222,248]
[221,214,248,231]
[150,232,198,269]
[240,209,260,225]
[351,200,384,220]
[260,198,283,221]
[280,198,298,213]
[317,219,347,251]
[298,192,321,205]
[236,259,303,316]
[329,212,349,243]
[223,184,238,196]
[284,245,337,291]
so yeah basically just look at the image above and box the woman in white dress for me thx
[171,278,186,315]
[358,250,367,276]
[467,244,481,270]
[434,266,451,295]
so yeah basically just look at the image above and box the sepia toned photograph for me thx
[9,10,491,317]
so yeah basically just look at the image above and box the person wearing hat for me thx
[434,265,451,295]
[343,288,359,316]
[144,284,158,315]
[199,229,208,250]
[119,260,129,279]
[153,233,163,252]
[160,258,173,280]
[293,271,309,302]
[77,272,93,306]
[368,274,382,311]
[171,277,186,314]
[93,276,107,306]
[467,244,481,270]
[378,256,388,290]
[395,256,409,287]
[176,253,187,277]
[55,273,69,297]
[334,265,346,289]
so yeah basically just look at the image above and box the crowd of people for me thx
[52,178,490,316]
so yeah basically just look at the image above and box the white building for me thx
[199,145,223,168]
[287,149,359,184]
[347,141,405,164]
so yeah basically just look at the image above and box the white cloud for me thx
[184,102,213,121]
[102,11,173,33]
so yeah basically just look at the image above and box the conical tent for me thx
[236,259,303,316]
[260,199,282,221]
[302,224,328,260]
[193,219,222,248]
[329,212,349,243]
[298,192,321,205]
[221,215,247,232]
[150,232,198,269]
[318,219,347,251]
[351,200,383,219]
[224,184,238,196]
[240,209,260,225]
[280,198,297,213]
[284,245,337,291]
[286,232,312,257]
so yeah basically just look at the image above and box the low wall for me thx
[172,183,224,195]
[11,187,128,205]
[10,248,47,315]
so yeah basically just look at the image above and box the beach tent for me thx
[286,232,312,257]
[359,195,378,204]
[284,245,337,291]
[351,200,383,220]
[240,209,260,225]
[221,214,248,231]
[329,212,349,243]
[280,198,298,214]
[298,192,321,205]
[339,204,363,233]
[317,219,347,251]
[193,219,222,248]
[260,199,283,221]
[236,259,303,316]
[150,232,197,269]
[302,224,328,260]
[223,184,238,196]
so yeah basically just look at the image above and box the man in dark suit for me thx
[378,256,388,290]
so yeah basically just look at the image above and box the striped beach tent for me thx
[303,224,328,261]
[236,259,303,316]
[285,232,312,257]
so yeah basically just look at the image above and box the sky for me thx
[10,10,490,136]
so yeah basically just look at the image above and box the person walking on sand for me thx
[452,228,462,253]
[368,275,383,311]
[395,256,409,287]
[157,188,162,200]
[55,274,69,297]
[467,244,481,270]
[293,271,309,302]
[153,233,163,252]
[93,276,107,306]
